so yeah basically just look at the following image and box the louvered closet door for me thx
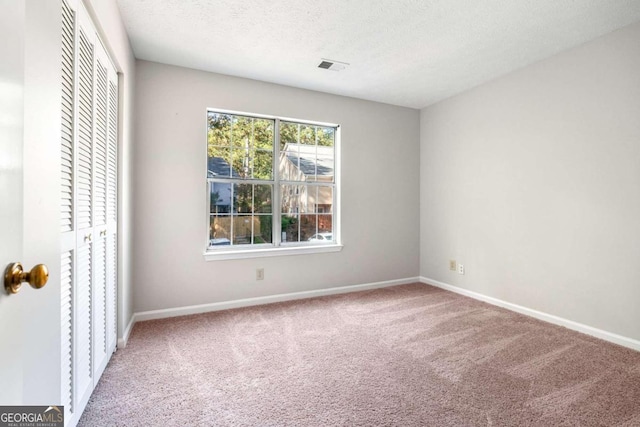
[92,40,111,380]
[60,1,76,424]
[60,2,120,425]
[106,68,118,354]
[75,6,96,415]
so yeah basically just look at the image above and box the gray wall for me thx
[133,60,420,313]
[420,22,640,341]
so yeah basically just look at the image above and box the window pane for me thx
[232,115,252,149]
[281,185,302,214]
[279,149,300,181]
[282,186,333,214]
[318,214,333,236]
[255,184,272,213]
[233,215,252,244]
[300,146,334,183]
[254,215,273,244]
[253,119,273,150]
[299,124,315,145]
[281,214,298,242]
[210,215,231,246]
[298,185,314,213]
[278,139,334,183]
[253,150,273,180]
[315,147,334,182]
[317,126,335,147]
[300,214,317,241]
[211,182,232,213]
[296,145,317,180]
[230,148,250,179]
[232,183,273,214]
[316,186,333,213]
[280,121,299,149]
[207,113,232,148]
[207,148,232,178]
[211,183,274,247]
[234,183,253,213]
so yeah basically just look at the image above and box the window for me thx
[206,110,340,258]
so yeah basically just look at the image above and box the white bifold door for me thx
[60,1,118,425]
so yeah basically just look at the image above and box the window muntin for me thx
[279,121,335,183]
[280,185,333,243]
[209,183,273,246]
[207,110,337,251]
[207,113,274,180]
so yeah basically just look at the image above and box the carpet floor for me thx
[79,283,640,426]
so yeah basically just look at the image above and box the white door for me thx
[0,0,63,406]
[0,0,26,403]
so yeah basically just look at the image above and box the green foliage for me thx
[208,113,274,180]
[280,121,334,148]
[281,215,297,229]
[257,215,271,243]
[232,183,272,214]
[207,113,335,181]
[235,184,252,213]
[281,215,299,241]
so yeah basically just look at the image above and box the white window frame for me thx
[204,109,342,261]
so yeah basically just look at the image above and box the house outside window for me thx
[206,110,339,258]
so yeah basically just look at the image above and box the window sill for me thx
[203,244,343,261]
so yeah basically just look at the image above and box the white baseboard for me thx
[117,315,136,349]
[134,277,420,323]
[420,276,640,352]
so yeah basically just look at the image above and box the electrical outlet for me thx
[458,264,464,275]
[449,260,457,271]
[256,268,264,280]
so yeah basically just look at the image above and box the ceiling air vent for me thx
[318,59,349,71]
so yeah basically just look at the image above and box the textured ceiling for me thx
[117,0,640,109]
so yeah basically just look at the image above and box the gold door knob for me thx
[4,263,49,294]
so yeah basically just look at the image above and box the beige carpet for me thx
[79,283,640,426]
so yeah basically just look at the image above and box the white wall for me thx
[133,60,420,313]
[86,0,136,342]
[420,22,640,341]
